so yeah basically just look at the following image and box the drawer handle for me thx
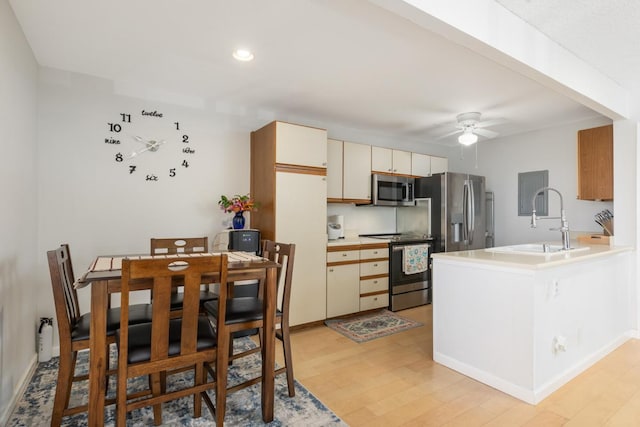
[329,268,334,272]
[374,297,378,301]
[373,263,378,267]
[373,280,378,284]
[342,253,347,257]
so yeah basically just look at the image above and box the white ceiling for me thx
[497,0,640,94]
[9,0,628,146]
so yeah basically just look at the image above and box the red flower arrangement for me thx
[218,194,257,213]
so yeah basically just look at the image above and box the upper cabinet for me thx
[343,141,372,202]
[327,139,343,201]
[430,156,449,175]
[371,147,412,175]
[411,153,431,177]
[577,124,613,201]
[275,121,328,168]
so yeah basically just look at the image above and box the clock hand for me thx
[127,139,166,159]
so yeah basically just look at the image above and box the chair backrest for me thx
[119,254,228,361]
[150,237,209,255]
[47,244,81,343]
[261,241,295,319]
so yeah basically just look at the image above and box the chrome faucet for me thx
[530,187,571,250]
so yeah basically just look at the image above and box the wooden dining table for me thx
[75,252,280,426]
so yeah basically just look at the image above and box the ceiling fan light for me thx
[458,131,478,146]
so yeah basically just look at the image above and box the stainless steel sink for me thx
[485,243,590,256]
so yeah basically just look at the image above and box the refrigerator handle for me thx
[462,181,469,242]
[468,179,475,244]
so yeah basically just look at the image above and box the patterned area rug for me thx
[324,309,423,343]
[7,337,347,426]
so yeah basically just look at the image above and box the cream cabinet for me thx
[276,172,327,325]
[251,121,328,326]
[326,247,360,318]
[327,243,390,316]
[342,141,371,202]
[372,147,412,175]
[275,121,327,168]
[411,153,431,177]
[430,156,449,174]
[327,139,343,200]
[359,245,389,311]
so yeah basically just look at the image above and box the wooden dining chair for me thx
[46,244,153,427]
[149,237,218,313]
[115,254,229,426]
[203,240,297,397]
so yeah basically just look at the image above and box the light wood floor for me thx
[276,304,640,426]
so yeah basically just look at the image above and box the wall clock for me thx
[104,110,195,181]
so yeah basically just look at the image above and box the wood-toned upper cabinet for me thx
[371,147,411,175]
[577,124,613,201]
[411,153,431,177]
[343,141,371,202]
[275,121,327,168]
[327,139,343,200]
[430,156,449,174]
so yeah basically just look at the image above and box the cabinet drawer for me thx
[327,250,359,263]
[360,247,388,260]
[360,293,389,311]
[360,277,388,294]
[360,260,388,277]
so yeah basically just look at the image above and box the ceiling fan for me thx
[438,112,501,145]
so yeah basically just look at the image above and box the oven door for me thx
[389,243,430,295]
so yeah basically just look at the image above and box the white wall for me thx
[449,117,613,246]
[0,0,38,422]
[36,68,263,324]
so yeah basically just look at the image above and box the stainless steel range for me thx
[364,233,432,311]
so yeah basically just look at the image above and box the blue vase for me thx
[232,211,245,229]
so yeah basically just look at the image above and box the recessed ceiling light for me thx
[233,49,254,62]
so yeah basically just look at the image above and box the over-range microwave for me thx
[371,174,415,206]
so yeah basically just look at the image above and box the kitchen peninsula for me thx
[431,243,633,404]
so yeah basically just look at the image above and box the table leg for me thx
[88,279,108,426]
[261,266,276,422]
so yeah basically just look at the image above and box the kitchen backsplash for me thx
[327,203,396,236]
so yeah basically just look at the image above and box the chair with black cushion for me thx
[203,240,296,397]
[115,254,229,426]
[47,244,153,427]
[150,237,218,313]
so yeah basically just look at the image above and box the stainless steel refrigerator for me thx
[414,172,486,253]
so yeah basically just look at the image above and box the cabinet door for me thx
[276,172,327,325]
[411,153,431,177]
[392,150,412,175]
[327,264,360,317]
[371,146,393,173]
[431,156,449,174]
[327,139,343,199]
[275,122,328,168]
[577,124,613,201]
[343,141,372,201]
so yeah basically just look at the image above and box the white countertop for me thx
[327,236,390,247]
[431,242,632,270]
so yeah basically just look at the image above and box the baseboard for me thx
[434,332,631,405]
[0,354,38,426]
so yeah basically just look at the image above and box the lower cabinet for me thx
[359,245,389,311]
[327,263,360,317]
[326,243,390,318]
[360,293,390,311]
